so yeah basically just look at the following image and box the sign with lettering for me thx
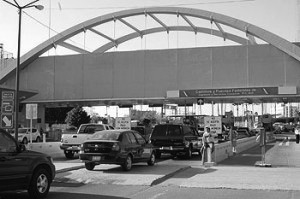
[115,117,131,129]
[1,91,14,100]
[204,116,222,134]
[179,87,278,98]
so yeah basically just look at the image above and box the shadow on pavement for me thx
[219,143,275,166]
[0,192,128,199]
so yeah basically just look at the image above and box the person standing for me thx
[229,126,238,154]
[201,127,215,164]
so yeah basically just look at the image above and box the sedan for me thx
[79,129,156,171]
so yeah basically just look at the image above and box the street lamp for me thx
[2,0,43,140]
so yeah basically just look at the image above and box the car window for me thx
[95,125,105,131]
[182,126,193,136]
[0,132,17,153]
[32,129,37,133]
[78,125,87,134]
[168,125,181,136]
[127,132,138,144]
[91,131,120,141]
[18,129,27,134]
[122,133,131,144]
[133,131,146,145]
[152,125,167,136]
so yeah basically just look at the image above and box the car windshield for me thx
[91,131,121,141]
[18,129,27,134]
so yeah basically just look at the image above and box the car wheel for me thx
[22,137,28,145]
[36,136,41,142]
[28,168,51,199]
[122,155,132,171]
[64,151,74,159]
[185,145,192,159]
[147,152,155,166]
[85,162,95,171]
[155,151,161,159]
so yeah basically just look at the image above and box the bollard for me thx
[43,133,46,143]
[204,143,216,167]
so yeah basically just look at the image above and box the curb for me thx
[56,165,85,174]
[150,165,191,186]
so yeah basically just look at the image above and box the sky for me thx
[0,0,298,56]
[0,0,298,118]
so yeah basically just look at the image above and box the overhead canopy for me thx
[0,86,38,102]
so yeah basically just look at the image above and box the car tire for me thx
[64,151,74,159]
[28,168,51,199]
[147,152,155,166]
[85,162,95,171]
[22,137,28,145]
[185,145,192,159]
[36,136,41,142]
[122,155,132,171]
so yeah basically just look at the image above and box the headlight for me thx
[112,143,120,151]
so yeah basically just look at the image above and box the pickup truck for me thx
[60,123,114,158]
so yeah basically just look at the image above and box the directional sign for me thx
[1,114,13,128]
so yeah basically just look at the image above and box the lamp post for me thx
[3,0,43,140]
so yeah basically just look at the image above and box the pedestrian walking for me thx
[229,126,238,154]
[295,125,300,144]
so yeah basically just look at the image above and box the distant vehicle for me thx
[60,123,114,159]
[150,123,202,159]
[235,127,252,139]
[10,128,41,144]
[79,129,156,171]
[272,122,284,134]
[0,128,56,198]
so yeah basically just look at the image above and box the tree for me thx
[65,106,91,128]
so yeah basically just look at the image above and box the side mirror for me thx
[18,143,26,152]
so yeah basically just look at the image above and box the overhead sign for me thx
[115,117,131,129]
[1,114,13,128]
[204,116,222,134]
[179,87,278,98]
[26,104,38,119]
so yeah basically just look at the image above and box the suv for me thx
[0,128,55,198]
[150,123,202,159]
[10,128,41,144]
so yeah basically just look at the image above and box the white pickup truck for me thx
[60,123,114,158]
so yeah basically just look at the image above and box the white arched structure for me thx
[1,7,300,83]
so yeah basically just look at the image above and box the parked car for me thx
[79,129,156,171]
[0,128,55,198]
[60,123,114,159]
[150,123,202,159]
[10,127,41,144]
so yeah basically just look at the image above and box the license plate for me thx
[92,156,101,161]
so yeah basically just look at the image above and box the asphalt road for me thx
[1,135,299,199]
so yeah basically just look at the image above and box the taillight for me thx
[112,143,120,151]
[79,144,84,154]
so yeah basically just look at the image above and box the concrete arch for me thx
[94,26,248,53]
[2,7,300,83]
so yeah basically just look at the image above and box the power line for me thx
[23,11,93,52]
[48,0,255,10]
